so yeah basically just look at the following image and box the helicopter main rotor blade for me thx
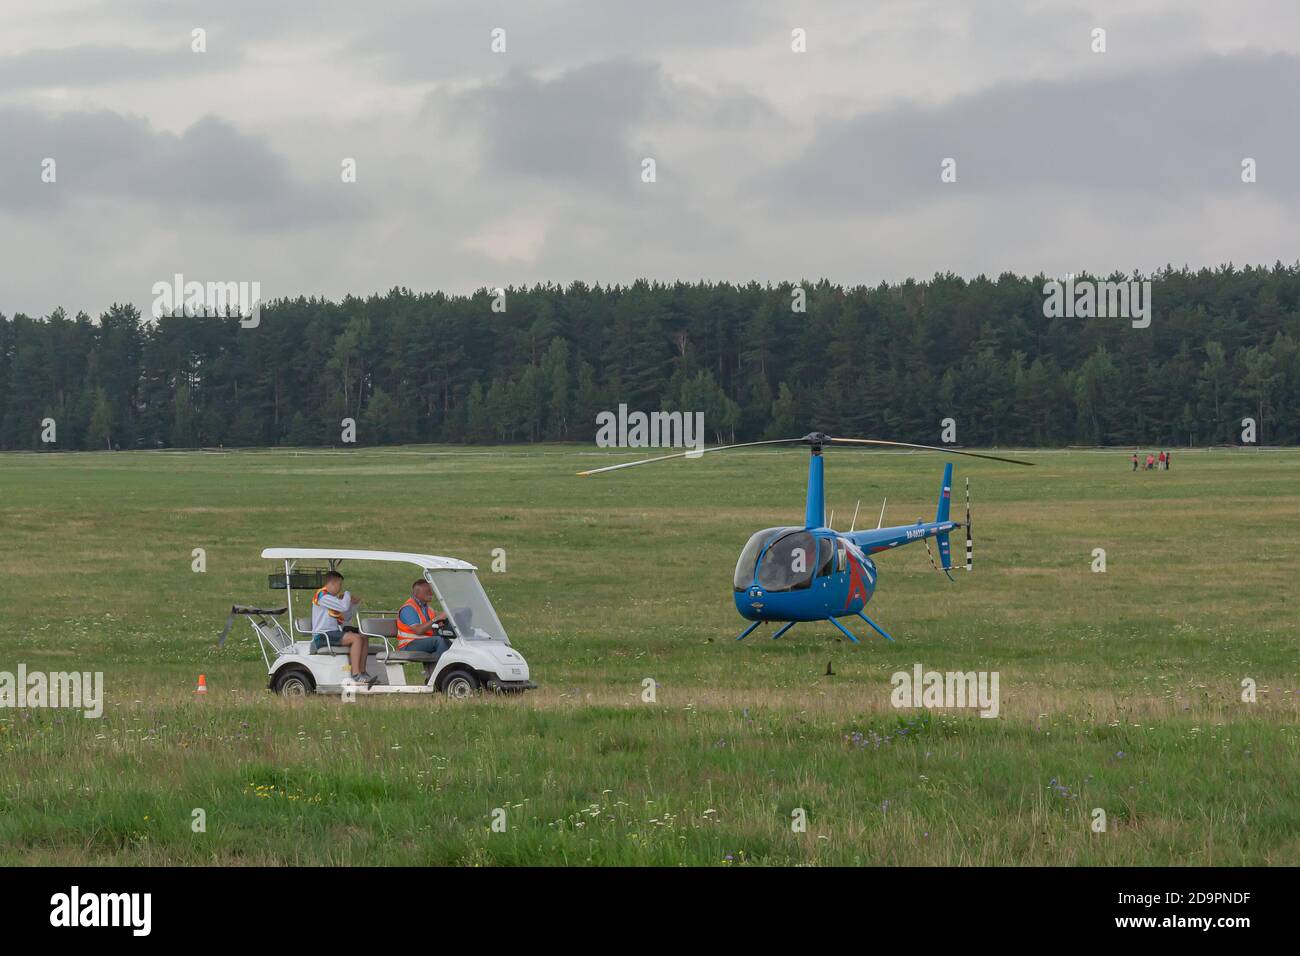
[577,437,806,476]
[827,438,1035,466]
[576,433,1034,476]
[575,437,803,476]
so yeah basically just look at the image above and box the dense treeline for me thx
[2,264,1299,451]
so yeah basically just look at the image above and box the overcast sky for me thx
[3,0,1299,318]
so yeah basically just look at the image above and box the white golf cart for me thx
[220,548,536,698]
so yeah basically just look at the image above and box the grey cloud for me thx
[351,0,771,83]
[0,44,241,90]
[108,0,342,39]
[88,0,769,87]
[0,108,363,230]
[772,52,1300,212]
[433,58,773,196]
[450,60,661,191]
[4,1,1300,319]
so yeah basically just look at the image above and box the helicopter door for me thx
[816,536,835,577]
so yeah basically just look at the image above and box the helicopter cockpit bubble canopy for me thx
[734,527,793,590]
[734,526,822,593]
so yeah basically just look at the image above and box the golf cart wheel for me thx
[273,669,314,697]
[442,671,480,699]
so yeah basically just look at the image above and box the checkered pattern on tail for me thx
[964,477,973,571]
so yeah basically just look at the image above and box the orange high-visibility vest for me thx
[396,597,434,649]
[312,587,345,623]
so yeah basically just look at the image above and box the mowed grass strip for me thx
[0,446,1296,864]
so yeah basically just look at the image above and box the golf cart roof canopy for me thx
[261,548,477,572]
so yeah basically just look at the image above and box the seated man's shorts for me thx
[312,625,360,650]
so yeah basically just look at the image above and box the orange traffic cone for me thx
[195,674,208,696]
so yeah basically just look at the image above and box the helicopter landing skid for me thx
[735,620,798,641]
[827,616,860,643]
[856,610,895,642]
[737,615,892,643]
[771,621,796,640]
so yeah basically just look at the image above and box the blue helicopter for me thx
[577,432,1033,643]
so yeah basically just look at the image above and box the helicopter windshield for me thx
[756,529,817,592]
[734,527,797,590]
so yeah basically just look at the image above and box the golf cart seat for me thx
[383,649,440,662]
[309,640,386,656]
[309,642,345,656]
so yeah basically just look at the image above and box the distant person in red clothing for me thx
[1158,450,1166,470]
[1146,454,1155,470]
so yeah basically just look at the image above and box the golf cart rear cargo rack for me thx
[268,569,330,590]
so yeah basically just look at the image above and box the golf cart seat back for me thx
[359,618,441,663]
[361,618,398,638]
[293,615,367,640]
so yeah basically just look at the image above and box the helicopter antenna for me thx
[828,509,834,528]
[849,499,861,532]
[877,498,887,528]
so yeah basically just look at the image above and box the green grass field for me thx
[0,445,1296,865]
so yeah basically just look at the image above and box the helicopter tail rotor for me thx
[923,530,957,583]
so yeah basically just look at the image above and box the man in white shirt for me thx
[311,572,375,685]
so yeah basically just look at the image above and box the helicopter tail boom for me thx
[846,517,956,554]
[845,464,962,559]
